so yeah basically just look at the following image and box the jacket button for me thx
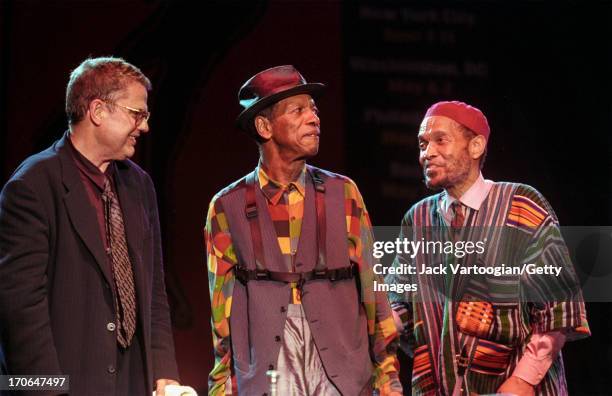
[275,335,281,342]
[107,365,116,374]
[280,306,286,313]
[268,364,274,370]
[106,322,116,332]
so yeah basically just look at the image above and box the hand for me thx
[497,375,535,396]
[155,378,180,396]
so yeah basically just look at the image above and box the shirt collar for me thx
[67,132,115,191]
[441,172,493,214]
[257,164,306,205]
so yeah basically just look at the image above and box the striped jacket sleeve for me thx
[510,185,590,340]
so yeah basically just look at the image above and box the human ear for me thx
[469,134,486,160]
[254,116,272,140]
[88,99,106,126]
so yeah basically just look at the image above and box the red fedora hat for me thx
[236,65,325,134]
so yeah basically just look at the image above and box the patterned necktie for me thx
[451,201,465,230]
[102,177,136,348]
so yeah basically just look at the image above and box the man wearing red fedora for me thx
[386,101,590,395]
[205,65,403,395]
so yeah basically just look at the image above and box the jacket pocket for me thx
[455,298,494,339]
[456,297,522,346]
[469,339,513,376]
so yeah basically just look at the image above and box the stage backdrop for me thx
[1,1,610,394]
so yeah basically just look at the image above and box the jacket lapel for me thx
[58,136,114,287]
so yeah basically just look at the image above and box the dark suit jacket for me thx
[0,135,179,395]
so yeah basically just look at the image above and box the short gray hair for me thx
[65,57,151,125]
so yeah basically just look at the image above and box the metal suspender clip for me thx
[346,261,357,279]
[310,170,326,192]
[235,266,248,284]
[245,204,258,219]
[255,269,270,280]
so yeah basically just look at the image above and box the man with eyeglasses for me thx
[0,57,180,395]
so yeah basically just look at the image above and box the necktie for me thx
[102,177,137,348]
[451,201,465,230]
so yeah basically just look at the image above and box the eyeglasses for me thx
[106,101,151,126]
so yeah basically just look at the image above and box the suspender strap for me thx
[309,168,327,272]
[235,262,357,285]
[245,172,266,271]
[239,167,347,285]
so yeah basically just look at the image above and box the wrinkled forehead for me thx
[418,115,458,137]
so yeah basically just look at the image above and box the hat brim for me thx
[236,83,325,134]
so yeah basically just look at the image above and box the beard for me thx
[422,151,471,191]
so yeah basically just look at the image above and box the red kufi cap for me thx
[425,101,490,140]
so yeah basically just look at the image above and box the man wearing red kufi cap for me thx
[386,101,589,395]
[205,66,402,395]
